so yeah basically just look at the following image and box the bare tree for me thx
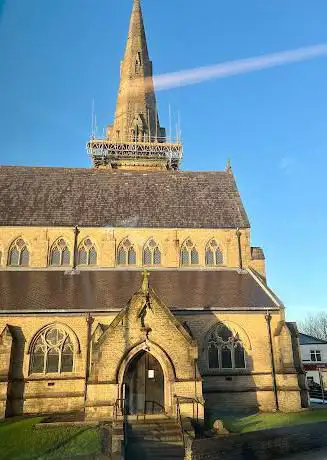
[298,312,327,341]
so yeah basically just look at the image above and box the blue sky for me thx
[0,0,326,322]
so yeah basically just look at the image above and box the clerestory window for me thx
[50,238,70,266]
[78,238,97,266]
[30,326,74,374]
[208,323,246,370]
[8,238,29,266]
[181,239,199,266]
[205,239,223,266]
[117,239,136,265]
[143,239,161,265]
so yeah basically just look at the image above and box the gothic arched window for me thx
[143,239,161,265]
[181,239,199,266]
[30,326,74,374]
[117,239,136,266]
[205,239,224,266]
[8,238,29,266]
[208,323,246,370]
[78,238,97,266]
[50,238,70,266]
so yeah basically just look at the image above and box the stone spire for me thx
[108,0,164,143]
[87,0,183,170]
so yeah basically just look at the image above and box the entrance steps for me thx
[125,417,185,460]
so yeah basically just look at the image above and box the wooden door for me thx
[124,351,164,414]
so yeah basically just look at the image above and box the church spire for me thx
[108,0,162,143]
[87,0,183,171]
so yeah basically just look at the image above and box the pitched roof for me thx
[0,269,279,313]
[0,166,249,229]
[298,332,327,345]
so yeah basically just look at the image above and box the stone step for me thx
[125,417,185,459]
[126,441,184,460]
[127,424,182,442]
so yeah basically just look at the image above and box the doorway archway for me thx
[123,351,164,414]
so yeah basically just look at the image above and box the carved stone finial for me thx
[141,269,150,293]
[226,159,232,173]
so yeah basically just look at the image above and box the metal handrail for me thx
[113,397,128,455]
[144,400,166,415]
[175,395,186,448]
[113,397,126,421]
[175,395,204,423]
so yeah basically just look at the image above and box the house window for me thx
[181,239,199,266]
[205,239,223,265]
[8,238,29,266]
[30,327,74,374]
[117,239,136,266]
[310,350,322,362]
[208,323,246,370]
[143,239,161,265]
[78,238,97,266]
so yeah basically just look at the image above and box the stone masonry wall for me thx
[0,226,264,277]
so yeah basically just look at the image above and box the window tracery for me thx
[205,239,223,266]
[181,239,199,266]
[117,239,136,265]
[8,238,29,266]
[50,238,70,266]
[30,326,74,374]
[78,238,97,265]
[143,239,161,265]
[208,323,246,370]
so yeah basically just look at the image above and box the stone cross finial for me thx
[141,269,150,293]
[226,159,232,173]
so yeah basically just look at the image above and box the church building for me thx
[0,0,307,421]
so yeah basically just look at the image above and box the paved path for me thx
[283,448,327,459]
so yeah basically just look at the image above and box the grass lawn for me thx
[0,417,103,460]
[215,408,327,434]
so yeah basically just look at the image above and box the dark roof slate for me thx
[0,270,278,312]
[298,333,327,345]
[0,166,249,228]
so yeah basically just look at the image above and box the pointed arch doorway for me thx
[123,351,164,414]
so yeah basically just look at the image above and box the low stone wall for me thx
[190,421,327,460]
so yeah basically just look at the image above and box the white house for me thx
[299,333,327,389]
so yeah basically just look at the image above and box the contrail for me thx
[150,44,327,92]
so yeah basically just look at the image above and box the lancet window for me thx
[117,239,136,265]
[205,239,224,266]
[181,239,199,266]
[78,238,97,265]
[30,326,74,374]
[143,239,161,265]
[208,323,246,370]
[50,238,70,266]
[8,238,29,266]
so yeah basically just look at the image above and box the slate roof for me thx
[0,166,249,228]
[299,333,327,345]
[0,269,279,312]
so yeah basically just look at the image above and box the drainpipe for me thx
[84,313,94,412]
[236,228,243,270]
[72,225,80,270]
[194,358,198,422]
[265,311,279,411]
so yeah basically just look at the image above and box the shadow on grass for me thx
[29,427,93,460]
